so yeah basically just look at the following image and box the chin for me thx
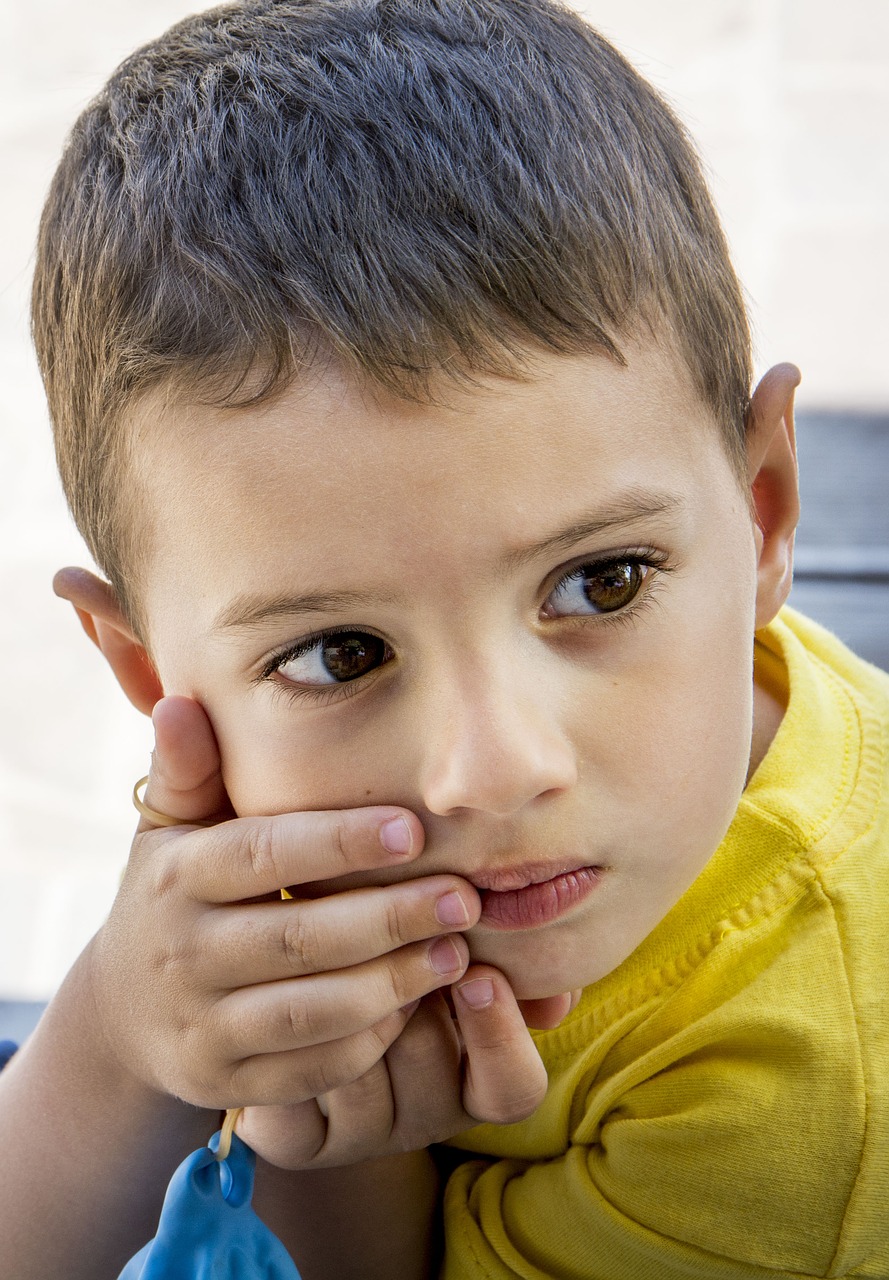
[467,932,618,1001]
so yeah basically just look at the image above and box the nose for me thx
[417,657,578,817]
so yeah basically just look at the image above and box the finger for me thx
[137,696,230,832]
[382,993,473,1145]
[236,1098,330,1168]
[237,1056,397,1169]
[218,934,470,1055]
[453,966,549,1126]
[223,1009,412,1106]
[205,877,480,985]
[516,988,582,1030]
[176,804,426,904]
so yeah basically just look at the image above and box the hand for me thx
[86,695,482,1109]
[234,971,576,1169]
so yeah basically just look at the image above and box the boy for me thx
[1,0,887,1276]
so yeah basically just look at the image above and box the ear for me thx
[745,363,802,630]
[53,566,163,715]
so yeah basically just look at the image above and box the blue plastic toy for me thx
[119,1121,302,1279]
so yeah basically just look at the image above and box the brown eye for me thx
[321,633,388,681]
[275,630,391,687]
[545,560,649,617]
[583,561,646,612]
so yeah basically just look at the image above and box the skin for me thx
[101,335,797,1000]
[0,336,800,1280]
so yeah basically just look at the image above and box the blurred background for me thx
[1,0,887,1027]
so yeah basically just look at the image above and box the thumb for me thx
[136,695,231,831]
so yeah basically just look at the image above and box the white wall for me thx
[1,0,887,998]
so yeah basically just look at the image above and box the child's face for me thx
[133,337,771,999]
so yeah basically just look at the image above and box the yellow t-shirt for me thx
[441,609,889,1279]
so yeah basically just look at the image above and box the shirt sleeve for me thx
[440,995,867,1279]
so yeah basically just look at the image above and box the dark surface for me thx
[788,580,889,672]
[788,410,889,672]
[794,411,889,548]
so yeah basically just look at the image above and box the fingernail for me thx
[457,977,494,1009]
[436,890,470,927]
[430,937,463,975]
[380,816,413,856]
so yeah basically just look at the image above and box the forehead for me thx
[132,338,738,630]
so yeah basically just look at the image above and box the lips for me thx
[466,861,584,892]
[470,863,604,930]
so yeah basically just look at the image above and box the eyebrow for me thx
[214,589,400,633]
[213,488,684,633]
[498,488,685,572]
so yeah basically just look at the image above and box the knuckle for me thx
[382,954,414,1008]
[363,1014,401,1058]
[331,817,352,871]
[244,819,284,888]
[299,1051,344,1099]
[148,938,191,984]
[151,846,186,900]
[329,1031,383,1089]
[284,989,321,1046]
[145,918,201,985]
[384,897,411,949]
[285,1034,371,1101]
[281,910,320,974]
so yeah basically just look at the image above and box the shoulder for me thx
[444,902,879,1277]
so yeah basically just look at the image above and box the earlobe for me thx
[53,566,163,715]
[745,363,802,630]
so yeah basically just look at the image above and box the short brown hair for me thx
[32,0,751,629]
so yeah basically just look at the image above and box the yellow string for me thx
[216,1107,244,1162]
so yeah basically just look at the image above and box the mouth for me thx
[468,862,604,931]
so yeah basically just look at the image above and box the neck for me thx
[747,660,788,783]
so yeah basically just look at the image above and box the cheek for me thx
[214,701,411,816]
[666,655,755,866]
[654,550,757,795]
[582,607,754,847]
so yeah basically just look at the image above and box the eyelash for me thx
[256,627,393,707]
[543,547,670,625]
[257,547,671,705]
